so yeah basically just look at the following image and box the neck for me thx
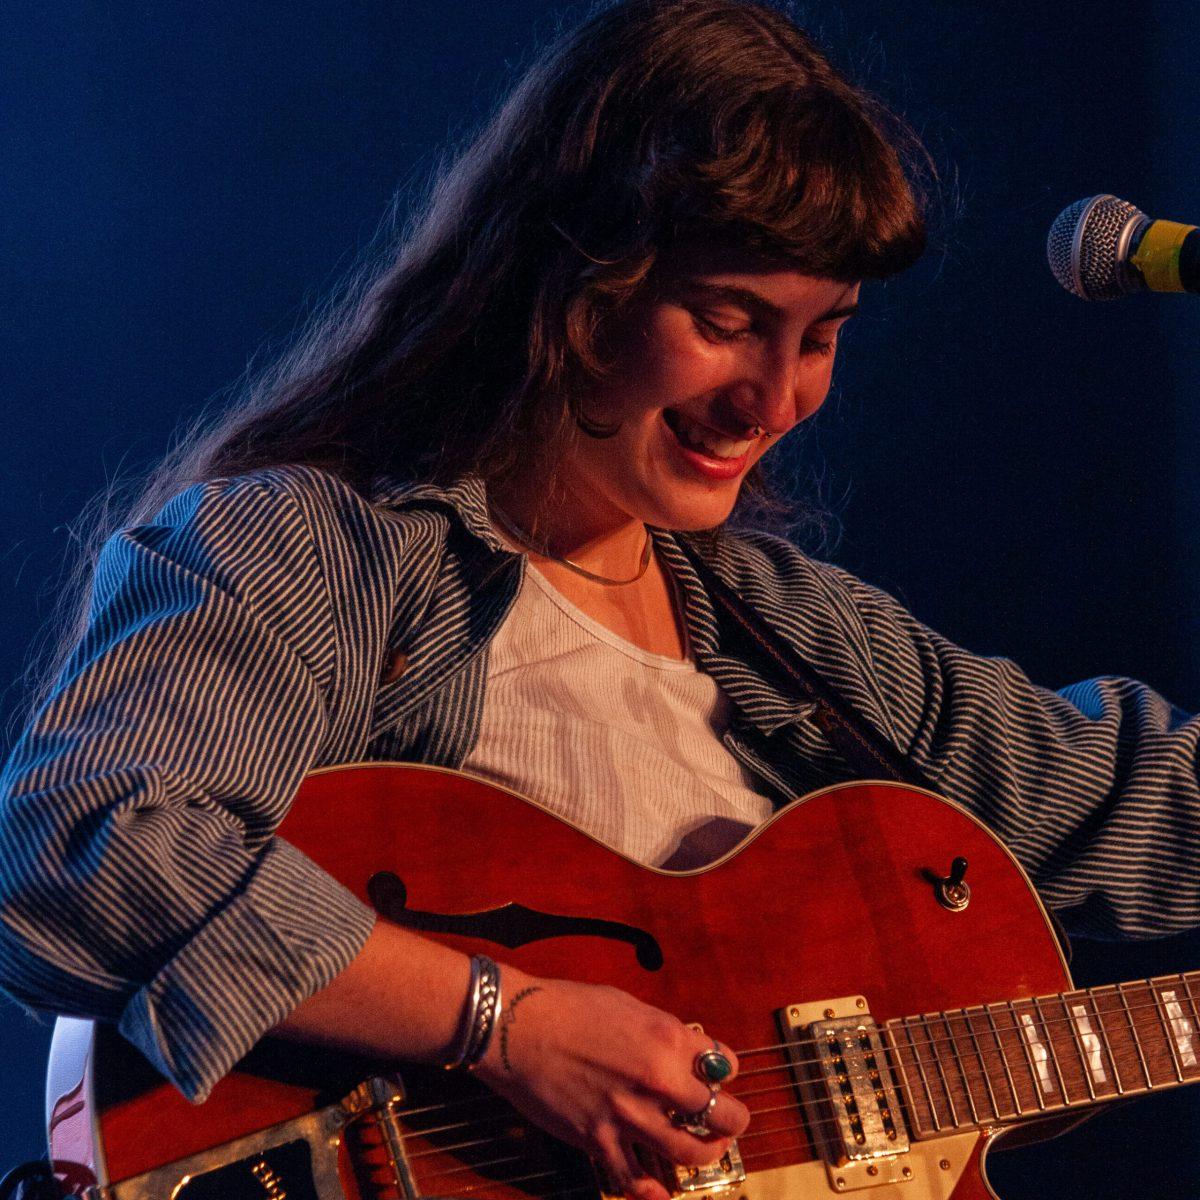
[883,969,1200,1136]
[490,479,649,582]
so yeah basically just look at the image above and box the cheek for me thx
[595,310,730,423]
[634,327,727,400]
[794,362,837,421]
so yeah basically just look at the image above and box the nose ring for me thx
[750,425,770,439]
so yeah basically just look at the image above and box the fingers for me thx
[623,1027,749,1165]
[626,1090,744,1167]
[669,1029,750,1138]
[593,1130,671,1200]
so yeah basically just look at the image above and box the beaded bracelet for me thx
[445,954,502,1071]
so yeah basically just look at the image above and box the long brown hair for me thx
[31,0,930,712]
[133,0,927,513]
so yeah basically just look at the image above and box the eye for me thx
[693,313,753,343]
[802,321,851,358]
[801,334,838,357]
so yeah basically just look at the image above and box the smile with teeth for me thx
[665,410,756,460]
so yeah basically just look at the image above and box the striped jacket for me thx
[1,463,1198,1103]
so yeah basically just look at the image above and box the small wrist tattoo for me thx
[498,985,543,1072]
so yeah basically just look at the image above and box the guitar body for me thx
[48,766,1081,1199]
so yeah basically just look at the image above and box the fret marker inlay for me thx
[1020,1013,1056,1095]
[1070,1004,1106,1084]
[1162,990,1198,1067]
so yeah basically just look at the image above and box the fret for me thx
[1095,983,1156,1095]
[920,1014,961,1126]
[1082,987,1125,1095]
[1114,982,1154,1088]
[983,1004,1024,1116]
[1150,981,1195,1080]
[960,1007,1003,1121]
[1008,1000,1052,1109]
[938,1010,979,1124]
[1177,973,1200,1070]
[1068,990,1120,1100]
[1052,995,1094,1101]
[1151,986,1185,1081]
[880,1024,915,1127]
[900,1016,943,1133]
[1121,980,1182,1088]
[1030,997,1071,1102]
[1179,973,1200,1032]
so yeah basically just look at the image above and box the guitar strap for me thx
[676,539,933,790]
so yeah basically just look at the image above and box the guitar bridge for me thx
[670,1141,747,1194]
[781,997,914,1192]
[595,1142,746,1200]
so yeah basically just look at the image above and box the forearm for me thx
[273,918,531,1065]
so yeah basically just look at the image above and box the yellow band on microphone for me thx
[1131,219,1197,293]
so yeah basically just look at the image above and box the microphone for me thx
[1047,195,1199,300]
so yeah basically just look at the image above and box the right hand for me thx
[472,964,750,1200]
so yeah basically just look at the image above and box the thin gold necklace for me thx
[490,505,653,587]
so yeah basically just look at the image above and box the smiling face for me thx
[500,247,859,552]
[563,248,859,532]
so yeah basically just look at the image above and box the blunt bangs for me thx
[545,1,929,287]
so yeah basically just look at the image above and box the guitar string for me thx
[394,1070,866,1156]
[412,1125,880,1200]
[411,1130,823,1193]
[390,974,1199,1133]
[392,1043,1185,1171]
[386,986,1199,1172]
[724,986,1200,1088]
[413,1036,1200,1200]
[398,1094,840,1162]
[390,985,1197,1133]
[393,980,1200,1200]
[399,1046,1009,1167]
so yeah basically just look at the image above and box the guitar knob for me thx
[935,857,970,912]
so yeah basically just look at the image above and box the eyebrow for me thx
[681,282,860,324]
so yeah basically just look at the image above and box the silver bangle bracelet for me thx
[445,954,502,1071]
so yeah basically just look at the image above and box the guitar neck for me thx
[886,970,1200,1135]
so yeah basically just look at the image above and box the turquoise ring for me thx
[695,1043,733,1085]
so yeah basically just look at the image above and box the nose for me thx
[733,345,831,437]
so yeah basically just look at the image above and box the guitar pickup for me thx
[781,996,913,1192]
[810,1017,909,1160]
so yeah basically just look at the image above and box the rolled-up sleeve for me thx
[0,474,377,1101]
[837,567,1200,940]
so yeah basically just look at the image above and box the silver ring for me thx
[669,1086,719,1137]
[695,1042,733,1085]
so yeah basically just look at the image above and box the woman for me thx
[1,3,1198,1199]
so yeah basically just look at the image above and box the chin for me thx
[646,491,740,533]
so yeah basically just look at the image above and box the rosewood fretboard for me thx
[886,971,1200,1134]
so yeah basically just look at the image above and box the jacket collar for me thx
[372,474,508,553]
[370,473,809,736]
[370,475,726,642]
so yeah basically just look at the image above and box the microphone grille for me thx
[1047,194,1147,300]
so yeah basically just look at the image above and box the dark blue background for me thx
[2,1,1199,1193]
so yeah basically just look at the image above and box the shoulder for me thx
[150,463,375,531]
[140,464,460,574]
[697,526,933,672]
[705,526,893,617]
[92,466,444,637]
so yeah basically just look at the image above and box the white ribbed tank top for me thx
[461,554,774,869]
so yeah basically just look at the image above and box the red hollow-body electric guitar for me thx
[45,764,1200,1199]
